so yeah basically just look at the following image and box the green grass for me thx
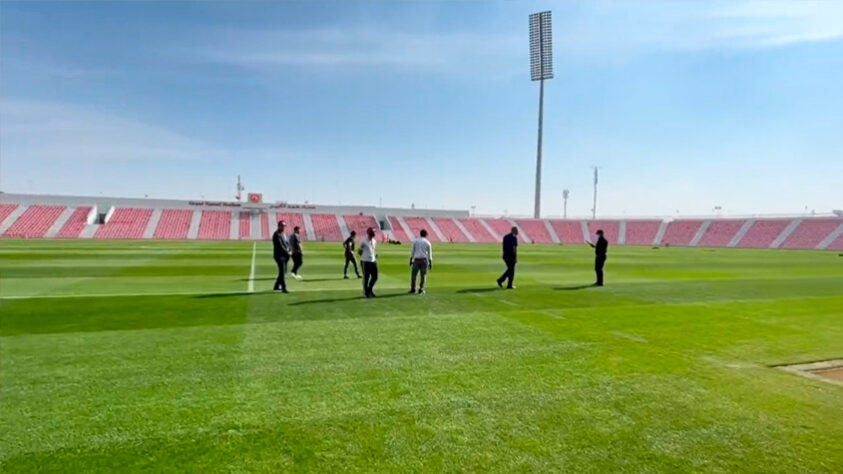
[1,239,841,472]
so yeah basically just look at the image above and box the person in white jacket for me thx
[408,229,433,295]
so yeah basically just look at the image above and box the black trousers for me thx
[274,256,288,291]
[344,253,360,276]
[362,261,378,295]
[291,253,303,274]
[498,257,516,288]
[595,255,606,286]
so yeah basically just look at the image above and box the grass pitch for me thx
[1,240,841,472]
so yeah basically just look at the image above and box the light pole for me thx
[591,166,600,220]
[562,189,569,219]
[529,11,553,218]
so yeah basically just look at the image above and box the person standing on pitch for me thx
[587,229,609,286]
[343,230,361,279]
[409,229,433,295]
[272,221,291,293]
[359,227,378,298]
[497,226,518,289]
[289,226,304,279]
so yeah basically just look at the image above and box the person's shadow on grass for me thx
[553,284,594,291]
[289,292,413,306]
[456,288,499,294]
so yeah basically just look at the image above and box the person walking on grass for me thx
[343,230,362,279]
[587,229,609,286]
[359,227,378,298]
[272,221,291,293]
[497,226,518,289]
[409,229,433,295]
[289,226,303,279]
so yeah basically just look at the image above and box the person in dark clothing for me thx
[290,226,303,279]
[272,221,292,293]
[343,231,361,279]
[497,226,519,289]
[588,229,608,286]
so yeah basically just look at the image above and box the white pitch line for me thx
[248,242,257,293]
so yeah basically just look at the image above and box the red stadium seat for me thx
[514,219,553,243]
[404,217,440,242]
[737,219,791,248]
[3,205,65,238]
[343,215,378,237]
[310,214,342,241]
[432,217,470,242]
[624,220,661,246]
[456,218,496,243]
[549,220,583,244]
[697,220,745,247]
[153,209,192,240]
[57,207,92,238]
[94,208,153,239]
[660,220,703,246]
[780,219,842,249]
[196,210,231,240]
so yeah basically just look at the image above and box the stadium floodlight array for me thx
[529,11,553,219]
[529,11,554,82]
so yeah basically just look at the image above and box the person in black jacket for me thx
[272,221,292,293]
[289,226,304,279]
[496,226,519,289]
[343,231,361,279]
[587,229,608,286]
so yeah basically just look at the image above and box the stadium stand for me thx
[238,212,251,239]
[624,220,661,246]
[57,207,92,238]
[343,214,378,237]
[274,213,307,238]
[457,218,496,243]
[310,214,342,241]
[737,219,791,248]
[514,219,553,243]
[661,220,703,246]
[260,212,270,239]
[586,221,619,244]
[549,220,584,244]
[1,194,839,249]
[388,216,410,242]
[153,209,192,240]
[0,204,18,224]
[433,217,470,242]
[405,216,441,242]
[3,205,64,238]
[697,219,745,247]
[484,218,515,239]
[196,210,232,240]
[827,233,843,251]
[94,208,153,239]
[780,218,842,249]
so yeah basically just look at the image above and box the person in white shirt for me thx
[358,227,378,298]
[409,229,433,295]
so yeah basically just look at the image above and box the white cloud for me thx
[557,1,843,59]
[0,100,221,163]
[184,26,521,73]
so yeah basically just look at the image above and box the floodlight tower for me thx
[562,189,570,218]
[236,175,245,202]
[529,11,553,219]
[591,166,600,220]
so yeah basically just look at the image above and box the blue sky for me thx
[1,0,842,217]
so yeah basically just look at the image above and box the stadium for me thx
[2,1,842,473]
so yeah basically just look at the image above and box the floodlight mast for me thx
[529,11,553,218]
